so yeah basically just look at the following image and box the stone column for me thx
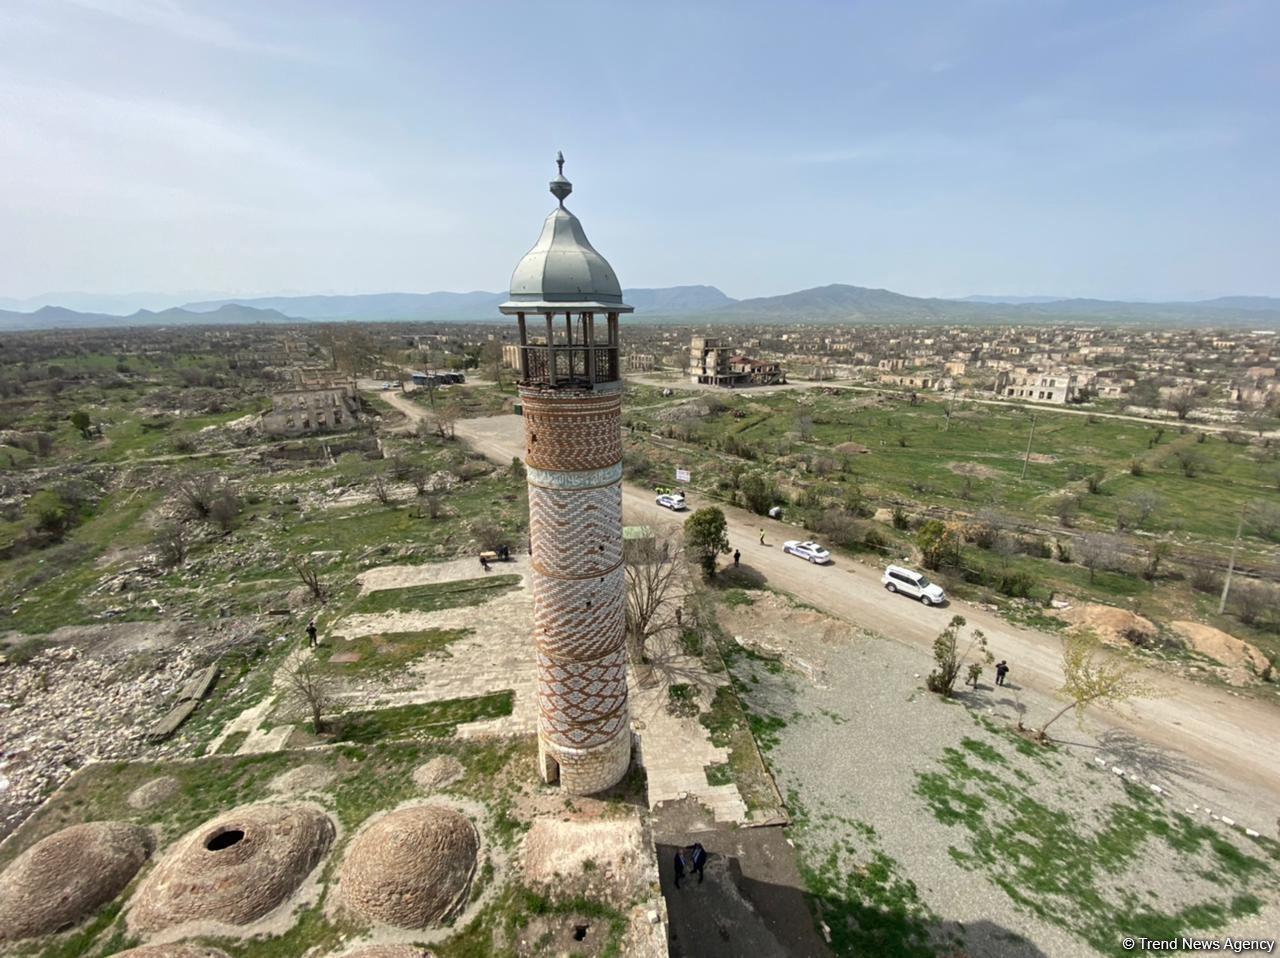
[520,381,631,794]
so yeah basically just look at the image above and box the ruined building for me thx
[500,155,632,794]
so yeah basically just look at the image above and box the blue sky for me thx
[1,0,1276,303]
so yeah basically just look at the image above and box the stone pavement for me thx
[632,668,748,824]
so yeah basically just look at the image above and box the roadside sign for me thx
[675,468,691,483]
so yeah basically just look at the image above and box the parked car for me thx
[783,540,832,564]
[881,564,946,605]
[381,381,393,389]
[656,493,687,511]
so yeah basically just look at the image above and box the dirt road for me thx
[380,390,1280,812]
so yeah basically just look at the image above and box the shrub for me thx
[891,506,909,530]
[916,520,960,571]
[1188,565,1221,595]
[1128,458,1146,477]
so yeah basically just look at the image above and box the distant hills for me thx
[1,283,1278,331]
[0,303,296,333]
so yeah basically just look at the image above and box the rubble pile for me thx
[0,645,203,838]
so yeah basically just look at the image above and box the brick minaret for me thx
[500,154,633,794]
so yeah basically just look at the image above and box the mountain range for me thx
[2,284,1278,331]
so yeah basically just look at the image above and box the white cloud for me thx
[61,0,298,56]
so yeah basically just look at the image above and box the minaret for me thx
[501,154,633,794]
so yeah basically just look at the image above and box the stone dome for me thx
[112,946,231,958]
[337,804,478,929]
[129,802,334,932]
[0,821,154,941]
[501,154,632,313]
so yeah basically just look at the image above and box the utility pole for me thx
[1020,412,1038,480]
[1218,506,1245,615]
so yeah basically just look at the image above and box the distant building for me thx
[996,367,1083,404]
[262,384,359,435]
[688,335,785,386]
[625,352,656,372]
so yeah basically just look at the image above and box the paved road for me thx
[378,390,1280,812]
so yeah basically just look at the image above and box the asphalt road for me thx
[378,389,1280,814]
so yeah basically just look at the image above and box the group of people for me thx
[479,543,512,572]
[672,842,708,888]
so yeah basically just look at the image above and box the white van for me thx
[882,565,946,605]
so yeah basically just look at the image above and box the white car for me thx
[882,564,946,605]
[381,381,393,389]
[655,493,687,511]
[783,540,832,564]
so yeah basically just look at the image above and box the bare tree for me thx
[154,521,188,568]
[1171,447,1209,478]
[1115,490,1163,531]
[371,473,394,506]
[1076,534,1118,583]
[407,464,431,497]
[174,473,220,520]
[282,655,335,734]
[291,554,326,601]
[1036,632,1153,742]
[209,489,242,533]
[624,526,685,666]
[1166,389,1198,421]
[1245,499,1280,542]
[432,403,460,440]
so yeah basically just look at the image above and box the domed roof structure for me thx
[337,804,478,929]
[113,946,231,958]
[501,153,633,314]
[0,821,153,942]
[129,802,334,932]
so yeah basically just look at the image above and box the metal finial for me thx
[550,150,572,206]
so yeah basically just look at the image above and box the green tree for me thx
[738,473,775,516]
[916,519,959,571]
[69,409,92,439]
[925,615,990,696]
[684,507,730,578]
[1036,632,1153,742]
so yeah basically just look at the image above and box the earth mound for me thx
[337,804,478,929]
[128,777,181,810]
[1170,621,1269,673]
[522,817,648,905]
[0,821,153,941]
[113,946,232,958]
[129,802,334,932]
[412,756,465,791]
[1057,604,1157,647]
[268,764,337,795]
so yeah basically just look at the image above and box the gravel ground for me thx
[731,605,1280,958]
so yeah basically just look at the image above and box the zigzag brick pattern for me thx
[532,567,625,662]
[521,382,630,795]
[528,483,624,578]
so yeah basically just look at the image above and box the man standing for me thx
[690,842,708,884]
[306,621,318,649]
[733,549,741,567]
[673,847,687,889]
[758,529,766,546]
[995,660,1009,686]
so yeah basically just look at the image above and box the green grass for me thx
[914,738,1278,956]
[349,575,520,615]
[317,627,471,673]
[330,691,515,744]
[214,730,249,755]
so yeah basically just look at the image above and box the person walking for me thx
[673,847,687,889]
[690,842,708,884]
[733,549,741,567]
[306,621,318,649]
[758,529,766,546]
[480,554,491,572]
[995,660,1009,687]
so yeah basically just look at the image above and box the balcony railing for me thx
[521,345,619,387]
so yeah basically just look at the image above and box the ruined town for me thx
[3,4,1280,958]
